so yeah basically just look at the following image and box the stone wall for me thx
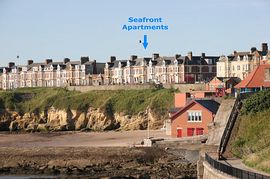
[68,83,205,92]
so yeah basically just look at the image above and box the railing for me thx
[218,96,241,155]
[205,153,270,179]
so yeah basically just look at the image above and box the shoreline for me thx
[0,130,201,178]
[0,146,198,178]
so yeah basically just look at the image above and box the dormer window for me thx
[105,63,109,69]
[127,61,130,67]
[174,59,178,65]
[237,56,240,61]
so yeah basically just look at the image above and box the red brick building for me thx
[170,98,220,138]
[206,77,241,96]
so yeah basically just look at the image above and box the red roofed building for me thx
[235,64,270,94]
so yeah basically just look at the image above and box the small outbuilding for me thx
[170,99,220,138]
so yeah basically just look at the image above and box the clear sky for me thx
[0,0,270,65]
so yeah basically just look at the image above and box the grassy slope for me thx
[231,90,270,173]
[0,87,175,118]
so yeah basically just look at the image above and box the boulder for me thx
[9,121,18,131]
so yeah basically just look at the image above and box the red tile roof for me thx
[235,64,270,89]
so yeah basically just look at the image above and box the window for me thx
[188,111,202,122]
[237,65,240,70]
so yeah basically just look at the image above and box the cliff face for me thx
[0,106,165,132]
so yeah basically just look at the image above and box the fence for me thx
[205,153,270,179]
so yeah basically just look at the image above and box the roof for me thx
[170,99,220,120]
[235,64,270,89]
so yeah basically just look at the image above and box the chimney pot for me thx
[8,62,15,68]
[262,43,268,54]
[80,56,89,64]
[110,56,116,63]
[45,59,53,64]
[64,58,70,64]
[130,55,137,61]
[175,54,181,59]
[187,51,193,60]
[27,60,34,65]
[152,53,159,60]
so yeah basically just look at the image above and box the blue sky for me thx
[0,0,270,65]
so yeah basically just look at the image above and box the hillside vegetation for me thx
[232,90,270,173]
[0,87,175,118]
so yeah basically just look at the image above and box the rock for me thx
[26,122,38,132]
[9,121,18,131]
[75,112,88,130]
[47,160,67,169]
[37,124,49,132]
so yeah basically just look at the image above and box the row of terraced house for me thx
[0,43,269,90]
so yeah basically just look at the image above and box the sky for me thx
[0,0,270,65]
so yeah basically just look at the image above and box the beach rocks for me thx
[0,147,197,178]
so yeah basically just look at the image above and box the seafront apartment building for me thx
[0,52,219,90]
[217,43,270,80]
[104,52,219,85]
[0,57,105,90]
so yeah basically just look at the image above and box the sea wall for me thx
[68,83,205,92]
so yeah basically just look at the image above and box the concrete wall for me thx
[68,83,205,92]
[206,99,236,145]
[203,161,237,179]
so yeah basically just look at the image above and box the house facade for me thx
[1,57,105,90]
[104,53,219,85]
[217,43,268,80]
[170,93,220,138]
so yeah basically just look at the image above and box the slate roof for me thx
[194,100,220,114]
[170,99,220,120]
[235,64,270,89]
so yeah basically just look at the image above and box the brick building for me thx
[170,93,220,138]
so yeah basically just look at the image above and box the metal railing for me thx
[205,153,270,179]
[218,96,241,155]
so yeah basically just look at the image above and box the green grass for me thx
[0,87,176,118]
[231,90,270,174]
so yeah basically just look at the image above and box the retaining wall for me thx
[68,83,205,92]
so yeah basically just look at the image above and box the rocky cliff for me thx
[0,106,164,132]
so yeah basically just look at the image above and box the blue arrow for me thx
[142,35,148,49]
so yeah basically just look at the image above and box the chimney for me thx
[110,56,116,63]
[27,60,34,65]
[152,53,159,60]
[251,47,257,53]
[174,93,191,108]
[64,58,70,64]
[45,59,53,64]
[130,55,137,61]
[175,54,181,59]
[80,56,89,64]
[93,60,97,74]
[187,51,192,60]
[201,53,206,59]
[233,51,237,56]
[262,43,268,54]
[8,62,15,68]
